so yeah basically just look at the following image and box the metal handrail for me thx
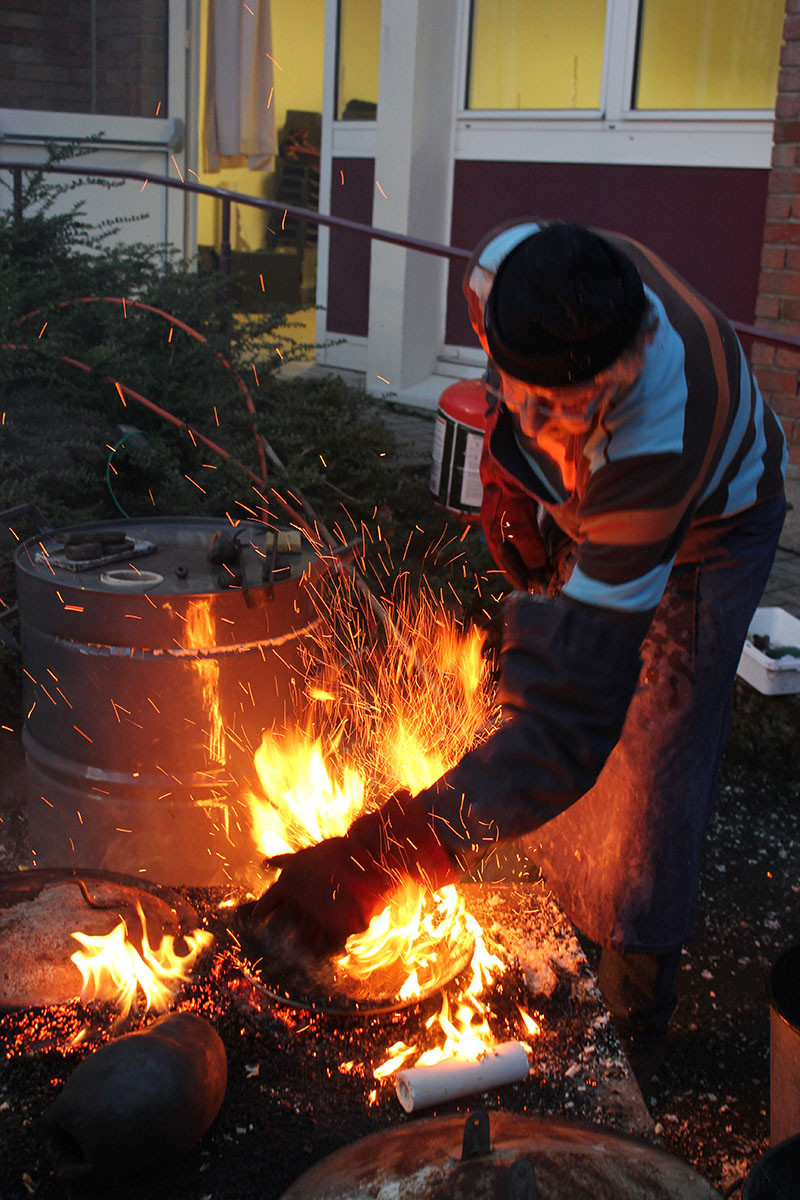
[2,159,800,355]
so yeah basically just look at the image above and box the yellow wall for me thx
[635,0,784,110]
[336,0,381,118]
[469,0,607,110]
[197,0,326,251]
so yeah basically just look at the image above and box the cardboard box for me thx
[736,607,800,695]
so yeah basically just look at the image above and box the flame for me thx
[71,901,213,1017]
[244,583,524,1072]
[249,728,365,857]
[185,598,226,764]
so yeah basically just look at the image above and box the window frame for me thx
[0,0,183,150]
[450,0,777,170]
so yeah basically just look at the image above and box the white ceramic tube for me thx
[394,1041,530,1113]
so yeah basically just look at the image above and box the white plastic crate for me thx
[736,607,800,695]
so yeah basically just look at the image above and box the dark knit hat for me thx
[484,223,646,387]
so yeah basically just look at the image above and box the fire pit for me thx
[1,564,670,1197]
[0,877,660,1199]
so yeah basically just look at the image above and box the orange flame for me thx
[185,598,226,764]
[243,585,523,1070]
[71,902,213,1016]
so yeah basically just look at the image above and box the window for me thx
[0,0,167,117]
[633,0,784,110]
[467,0,608,110]
[336,0,380,120]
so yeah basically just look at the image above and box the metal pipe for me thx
[0,161,471,264]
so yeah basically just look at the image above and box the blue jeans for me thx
[525,491,787,954]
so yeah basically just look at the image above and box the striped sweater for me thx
[468,221,787,613]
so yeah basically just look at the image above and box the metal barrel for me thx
[769,942,800,1147]
[16,517,320,886]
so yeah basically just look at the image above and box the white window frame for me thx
[0,2,185,151]
[454,0,776,169]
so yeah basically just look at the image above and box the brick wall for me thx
[755,0,800,467]
[0,0,167,118]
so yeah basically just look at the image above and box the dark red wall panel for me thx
[327,157,375,336]
[445,161,769,347]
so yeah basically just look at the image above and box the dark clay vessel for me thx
[41,1012,227,1178]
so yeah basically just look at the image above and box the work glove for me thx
[244,789,460,958]
[480,479,549,593]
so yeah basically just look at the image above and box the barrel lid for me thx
[438,379,488,431]
[15,517,309,596]
[279,1111,723,1199]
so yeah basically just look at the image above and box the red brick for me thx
[772,143,798,169]
[770,395,800,422]
[756,295,782,319]
[782,41,800,68]
[776,346,800,369]
[762,268,800,295]
[764,219,800,244]
[779,63,800,92]
[774,119,800,142]
[762,244,787,269]
[767,194,793,220]
[786,247,800,271]
[769,168,797,195]
[750,342,779,368]
[753,366,800,393]
[776,93,800,119]
[785,14,800,40]
[780,296,800,322]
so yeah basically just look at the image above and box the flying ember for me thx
[242,581,518,1069]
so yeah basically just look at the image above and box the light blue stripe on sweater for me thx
[477,223,542,275]
[563,558,674,613]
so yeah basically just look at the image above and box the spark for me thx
[187,168,200,180]
[376,180,388,199]
[377,375,390,385]
[274,346,283,360]
[252,362,259,386]
[155,100,162,116]
[38,322,47,338]
[168,327,174,343]
[213,405,220,427]
[122,297,127,318]
[265,51,283,71]
[63,604,84,612]
[340,169,345,185]
[282,209,287,230]
[259,273,265,292]
[141,179,149,191]
[243,1,254,11]
[171,155,184,182]
[185,476,206,493]
[319,453,326,467]
[73,725,93,743]
[267,87,273,109]
[148,489,156,506]
[114,380,127,407]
